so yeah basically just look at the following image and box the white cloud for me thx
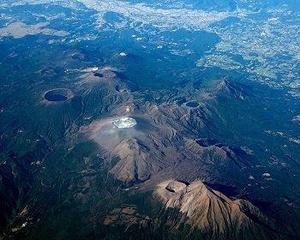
[0,21,68,39]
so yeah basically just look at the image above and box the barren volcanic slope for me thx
[155,180,279,240]
[0,1,300,240]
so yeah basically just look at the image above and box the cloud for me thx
[0,21,68,39]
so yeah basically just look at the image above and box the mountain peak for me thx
[209,79,248,100]
[155,180,279,240]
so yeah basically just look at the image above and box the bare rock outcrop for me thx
[155,180,279,240]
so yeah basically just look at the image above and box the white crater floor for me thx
[112,117,137,129]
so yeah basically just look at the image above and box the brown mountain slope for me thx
[155,180,280,240]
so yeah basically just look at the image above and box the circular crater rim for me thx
[43,88,74,102]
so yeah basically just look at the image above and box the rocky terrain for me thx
[155,180,279,240]
[75,67,297,239]
[80,70,254,189]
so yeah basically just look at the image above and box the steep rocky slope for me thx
[155,180,280,240]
